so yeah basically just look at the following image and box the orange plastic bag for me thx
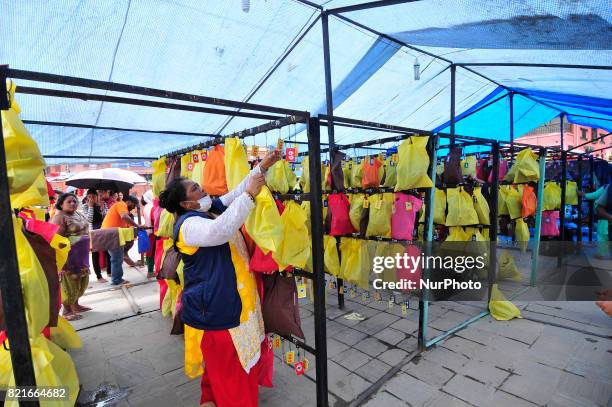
[362,156,382,188]
[202,144,228,195]
[521,185,537,218]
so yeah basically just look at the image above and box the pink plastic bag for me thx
[396,244,422,292]
[18,209,59,243]
[488,158,508,182]
[541,210,560,237]
[328,193,355,236]
[391,193,422,240]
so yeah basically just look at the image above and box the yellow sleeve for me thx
[176,225,198,255]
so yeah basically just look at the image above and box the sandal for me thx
[74,304,92,312]
[97,277,108,283]
[64,312,82,321]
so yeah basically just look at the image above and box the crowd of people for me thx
[47,187,153,321]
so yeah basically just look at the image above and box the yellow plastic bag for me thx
[350,160,363,188]
[382,156,398,187]
[473,187,490,225]
[395,136,433,191]
[284,161,297,190]
[515,218,530,252]
[339,238,370,289]
[498,250,521,282]
[180,153,193,179]
[266,160,290,193]
[3,80,48,208]
[543,182,562,210]
[224,137,250,190]
[445,187,478,226]
[365,193,393,237]
[245,186,284,253]
[184,325,204,378]
[49,316,82,350]
[489,284,522,320]
[273,201,311,269]
[505,148,539,183]
[324,235,341,276]
[565,181,578,205]
[190,150,205,186]
[342,160,352,189]
[156,209,175,238]
[498,186,510,216]
[461,155,477,178]
[300,157,310,192]
[50,231,71,272]
[349,193,365,232]
[152,157,167,198]
[419,188,447,225]
[0,336,80,407]
[505,187,523,220]
[13,215,49,335]
[322,163,331,192]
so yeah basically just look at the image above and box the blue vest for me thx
[173,205,242,330]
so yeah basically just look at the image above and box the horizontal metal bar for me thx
[320,119,406,135]
[456,62,612,70]
[583,144,611,155]
[328,0,420,15]
[425,311,489,348]
[44,155,157,160]
[4,68,308,117]
[567,113,612,123]
[23,120,218,138]
[16,86,286,121]
[278,333,317,355]
[319,114,428,135]
[292,0,324,10]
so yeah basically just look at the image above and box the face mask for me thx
[196,195,212,212]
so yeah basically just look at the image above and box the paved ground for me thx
[69,248,611,407]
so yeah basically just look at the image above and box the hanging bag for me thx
[202,144,228,195]
[349,193,365,232]
[382,155,398,188]
[461,155,477,178]
[262,272,305,338]
[521,185,537,218]
[330,151,346,192]
[245,187,284,254]
[152,158,167,198]
[565,181,578,205]
[472,187,490,225]
[272,201,311,270]
[362,156,383,188]
[445,187,479,226]
[327,193,355,236]
[506,187,523,220]
[543,182,562,210]
[266,160,290,194]
[300,156,310,192]
[224,138,250,190]
[541,210,560,237]
[395,136,433,190]
[350,159,363,188]
[391,193,422,240]
[443,147,463,186]
[365,193,393,237]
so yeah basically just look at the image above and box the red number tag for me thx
[201,151,208,161]
[192,154,199,163]
[286,147,297,162]
[187,163,194,171]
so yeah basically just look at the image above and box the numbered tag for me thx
[471,234,477,241]
[390,160,395,167]
[370,158,374,166]
[252,145,259,157]
[187,162,194,171]
[405,202,412,211]
[401,301,408,315]
[373,291,382,302]
[294,361,305,376]
[286,147,297,162]
[338,285,344,294]
[362,291,369,301]
[302,358,310,371]
[375,199,382,210]
[473,195,478,204]
[545,217,550,223]
[277,139,284,151]
[297,283,307,299]
[464,162,469,168]
[273,335,282,349]
[323,199,328,208]
[286,351,295,364]
[349,163,353,170]
[192,153,199,163]
[349,288,357,298]
[363,199,370,209]
[488,159,493,166]
[329,280,337,290]
[201,151,208,161]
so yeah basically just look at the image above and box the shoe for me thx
[97,277,108,283]
[110,279,130,286]
[343,312,366,321]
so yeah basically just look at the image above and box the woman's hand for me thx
[260,149,281,171]
[246,173,266,198]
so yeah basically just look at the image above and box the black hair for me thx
[123,195,140,206]
[159,177,187,214]
[55,193,78,210]
[86,189,97,196]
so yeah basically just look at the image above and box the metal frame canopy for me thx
[0,66,333,406]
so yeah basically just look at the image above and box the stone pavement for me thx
[69,247,611,406]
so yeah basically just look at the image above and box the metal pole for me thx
[588,157,594,242]
[418,135,438,351]
[321,12,344,310]
[450,64,456,146]
[488,142,500,301]
[0,71,40,406]
[307,116,329,407]
[559,114,567,243]
[577,155,583,248]
[530,147,547,286]
[509,92,515,164]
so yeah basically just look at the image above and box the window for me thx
[581,128,588,140]
[591,128,598,144]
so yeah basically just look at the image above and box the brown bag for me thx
[159,248,181,282]
[24,230,61,328]
[262,272,304,339]
[359,206,370,239]
[330,151,346,192]
[165,156,182,186]
[444,147,463,186]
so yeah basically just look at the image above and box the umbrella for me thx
[65,168,147,192]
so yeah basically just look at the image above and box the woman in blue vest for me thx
[159,150,279,407]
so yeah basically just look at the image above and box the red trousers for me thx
[200,330,260,407]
